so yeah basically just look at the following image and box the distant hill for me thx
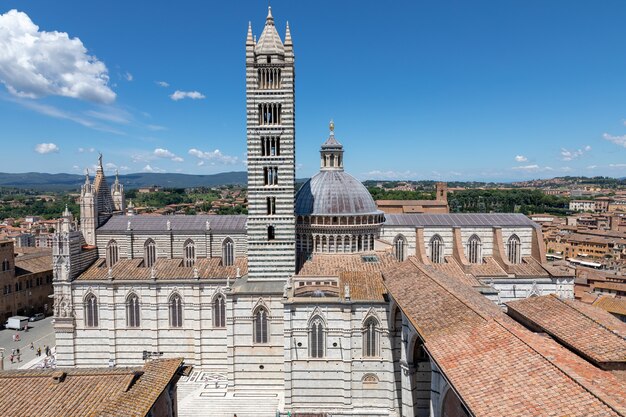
[0,171,248,191]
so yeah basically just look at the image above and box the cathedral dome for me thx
[295,170,379,216]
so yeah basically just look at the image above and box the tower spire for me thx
[285,21,292,46]
[246,21,254,45]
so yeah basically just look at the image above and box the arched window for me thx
[507,234,521,264]
[84,293,98,327]
[213,294,226,328]
[267,225,275,241]
[429,235,444,264]
[467,235,481,264]
[222,238,234,266]
[183,239,195,267]
[363,317,379,357]
[393,235,406,261]
[126,293,140,327]
[144,239,156,268]
[309,316,325,358]
[169,293,183,328]
[253,307,269,344]
[106,240,119,267]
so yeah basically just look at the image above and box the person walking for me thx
[37,347,41,357]
[29,342,34,350]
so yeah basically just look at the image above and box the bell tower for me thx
[246,7,296,281]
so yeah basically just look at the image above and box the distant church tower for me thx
[80,155,115,246]
[246,7,296,281]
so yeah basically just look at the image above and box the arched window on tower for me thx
[393,235,407,261]
[183,239,195,267]
[309,316,325,358]
[213,294,226,328]
[507,234,521,264]
[467,235,482,264]
[267,225,275,241]
[126,293,140,327]
[106,240,119,267]
[84,293,98,327]
[363,317,379,357]
[169,293,183,328]
[429,234,444,264]
[144,239,156,268]
[254,307,269,344]
[222,238,234,266]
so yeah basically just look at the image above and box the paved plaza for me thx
[0,316,55,370]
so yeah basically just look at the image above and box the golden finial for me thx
[329,119,334,132]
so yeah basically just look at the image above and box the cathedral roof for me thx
[295,171,380,216]
[255,7,284,55]
[97,214,246,233]
[384,259,626,417]
[383,213,538,228]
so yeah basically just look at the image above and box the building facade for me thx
[52,7,578,417]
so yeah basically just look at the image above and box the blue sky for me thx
[1,1,626,182]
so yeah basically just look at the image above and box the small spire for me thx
[246,21,254,45]
[97,152,103,171]
[329,119,335,134]
[114,169,119,184]
[84,169,90,185]
[285,21,292,45]
[266,6,274,24]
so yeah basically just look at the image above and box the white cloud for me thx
[153,148,183,162]
[142,164,165,173]
[511,164,555,172]
[78,147,95,153]
[147,124,166,131]
[34,142,59,154]
[0,9,115,103]
[603,133,626,147]
[514,155,528,162]
[362,170,418,180]
[156,81,169,88]
[188,148,239,165]
[560,145,591,161]
[84,108,131,124]
[170,90,205,101]
[586,165,597,170]
[124,71,133,81]
[609,163,626,168]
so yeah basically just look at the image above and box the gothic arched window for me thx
[363,317,379,357]
[222,238,234,266]
[254,307,269,344]
[106,240,119,267]
[183,239,195,267]
[309,316,325,358]
[213,294,226,328]
[467,235,482,264]
[267,225,275,241]
[507,234,521,264]
[429,234,444,264]
[144,239,156,268]
[169,293,183,328]
[126,293,140,327]
[84,293,98,327]
[393,235,406,261]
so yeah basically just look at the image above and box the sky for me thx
[1,1,626,182]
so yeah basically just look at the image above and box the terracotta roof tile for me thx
[383,259,626,417]
[594,296,626,319]
[77,257,247,281]
[0,358,183,417]
[506,295,626,365]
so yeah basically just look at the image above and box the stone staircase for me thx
[177,370,280,417]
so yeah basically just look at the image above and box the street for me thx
[0,316,55,370]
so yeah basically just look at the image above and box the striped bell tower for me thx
[245,7,296,281]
